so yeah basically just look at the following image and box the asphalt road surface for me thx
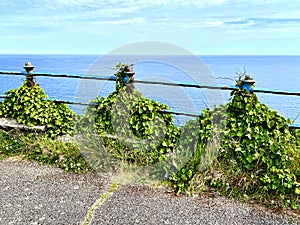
[0,159,299,225]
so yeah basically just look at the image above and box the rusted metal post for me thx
[23,61,36,87]
[124,66,135,94]
[241,75,255,94]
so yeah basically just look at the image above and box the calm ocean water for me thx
[0,54,299,125]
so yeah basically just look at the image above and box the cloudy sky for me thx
[0,0,299,55]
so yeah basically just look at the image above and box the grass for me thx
[0,129,165,186]
[0,130,91,172]
[188,159,300,213]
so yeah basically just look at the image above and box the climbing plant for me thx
[80,64,299,204]
[171,106,225,194]
[171,81,300,205]
[77,63,180,165]
[221,88,300,195]
[83,86,180,165]
[0,81,74,137]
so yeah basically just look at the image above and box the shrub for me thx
[172,88,300,206]
[221,89,299,195]
[82,86,180,165]
[0,81,74,137]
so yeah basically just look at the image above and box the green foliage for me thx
[171,107,225,194]
[171,88,300,208]
[0,131,27,156]
[83,86,180,165]
[77,64,299,208]
[171,115,207,193]
[0,131,90,172]
[0,81,74,137]
[221,89,299,196]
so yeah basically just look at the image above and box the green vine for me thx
[80,65,299,207]
[82,86,180,165]
[221,88,299,195]
[171,107,225,194]
[0,81,74,137]
[171,83,300,206]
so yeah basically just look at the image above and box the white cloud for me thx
[135,0,227,7]
[54,0,96,3]
[96,17,146,25]
[1,0,300,54]
[206,21,224,26]
[34,0,228,11]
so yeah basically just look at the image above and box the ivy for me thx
[82,86,180,165]
[171,107,225,194]
[221,89,299,195]
[171,87,300,202]
[0,81,74,137]
[78,64,299,204]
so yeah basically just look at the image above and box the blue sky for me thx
[0,0,300,55]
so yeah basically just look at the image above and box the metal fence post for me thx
[23,61,36,87]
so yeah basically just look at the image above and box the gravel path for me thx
[0,159,299,225]
[92,186,300,225]
[0,159,109,225]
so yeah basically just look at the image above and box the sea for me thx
[0,54,299,126]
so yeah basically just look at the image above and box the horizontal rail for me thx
[0,71,116,81]
[0,71,300,128]
[0,95,200,117]
[45,98,95,106]
[158,109,200,117]
[1,71,300,96]
[0,95,299,129]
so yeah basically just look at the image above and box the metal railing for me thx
[0,70,300,128]
[1,71,300,96]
